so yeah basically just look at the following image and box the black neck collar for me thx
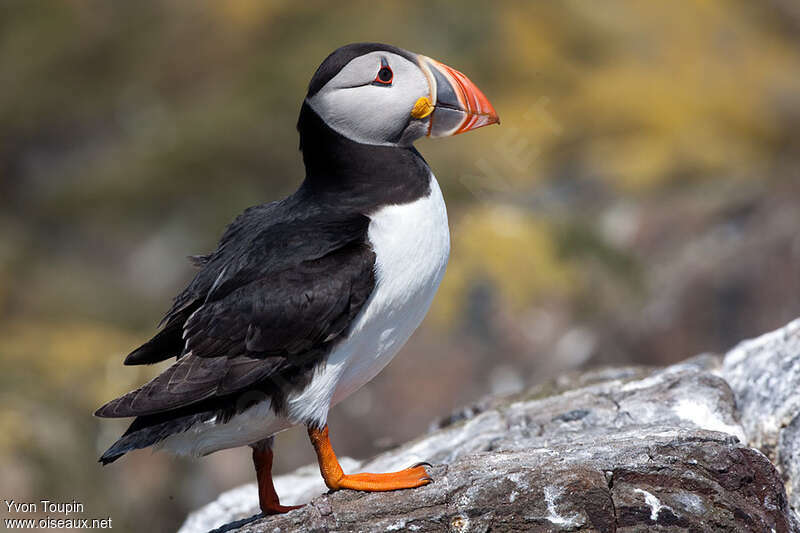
[296,102,431,212]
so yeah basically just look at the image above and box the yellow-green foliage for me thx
[492,1,800,191]
[1,321,145,406]
[434,207,574,325]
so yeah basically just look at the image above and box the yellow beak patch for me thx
[410,96,434,119]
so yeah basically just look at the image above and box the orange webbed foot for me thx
[261,502,304,515]
[252,445,303,515]
[308,425,433,492]
[333,463,432,491]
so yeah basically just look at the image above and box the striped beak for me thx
[418,55,500,137]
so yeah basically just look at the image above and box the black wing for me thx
[96,197,376,418]
[124,196,370,366]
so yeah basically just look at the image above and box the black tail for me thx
[99,411,210,465]
[123,320,184,365]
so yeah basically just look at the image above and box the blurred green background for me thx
[2,1,800,531]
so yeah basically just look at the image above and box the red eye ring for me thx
[373,62,393,85]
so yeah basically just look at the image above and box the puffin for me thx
[96,42,498,515]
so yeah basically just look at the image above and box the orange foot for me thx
[308,425,433,492]
[261,502,304,516]
[332,462,432,491]
[252,446,304,515]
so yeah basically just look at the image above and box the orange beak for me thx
[418,55,500,137]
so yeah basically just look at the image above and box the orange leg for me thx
[252,447,303,515]
[307,425,432,491]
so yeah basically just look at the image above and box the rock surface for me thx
[179,320,800,533]
[723,318,800,518]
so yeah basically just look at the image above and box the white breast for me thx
[158,175,449,456]
[285,174,450,424]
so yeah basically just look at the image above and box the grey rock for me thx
[722,318,800,519]
[179,320,800,533]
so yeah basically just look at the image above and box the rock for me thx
[179,320,800,533]
[722,318,800,517]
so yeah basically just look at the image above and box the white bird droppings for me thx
[633,488,672,521]
[543,486,580,527]
[386,519,406,531]
[672,398,746,442]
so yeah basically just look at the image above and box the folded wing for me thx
[96,207,376,418]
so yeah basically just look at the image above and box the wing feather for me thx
[95,239,375,418]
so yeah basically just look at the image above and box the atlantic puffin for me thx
[96,42,498,515]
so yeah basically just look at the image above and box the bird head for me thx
[304,43,499,147]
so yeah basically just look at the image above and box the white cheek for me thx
[310,87,411,145]
[308,52,430,146]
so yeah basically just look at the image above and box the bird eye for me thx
[373,61,393,86]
